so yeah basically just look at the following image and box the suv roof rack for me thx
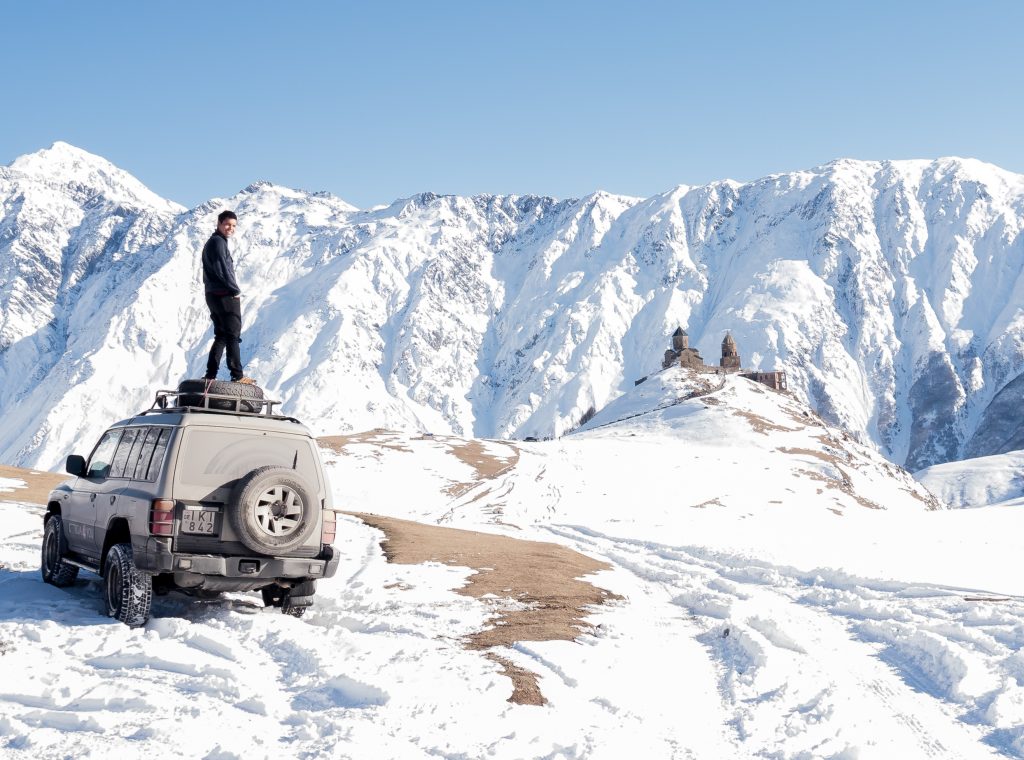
[139,389,301,422]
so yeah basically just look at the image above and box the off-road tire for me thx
[261,580,315,617]
[261,584,285,608]
[177,379,264,414]
[41,515,79,587]
[282,579,316,617]
[282,601,308,618]
[103,543,153,628]
[229,466,319,555]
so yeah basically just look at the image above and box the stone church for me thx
[657,327,787,391]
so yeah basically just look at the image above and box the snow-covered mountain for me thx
[3,142,1024,471]
[916,449,1024,508]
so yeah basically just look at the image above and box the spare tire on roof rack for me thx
[176,379,265,413]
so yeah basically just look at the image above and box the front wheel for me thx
[104,543,153,627]
[41,515,79,587]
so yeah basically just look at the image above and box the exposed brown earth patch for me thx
[318,429,413,456]
[484,653,546,706]
[318,432,519,512]
[786,438,942,512]
[906,486,942,510]
[447,439,519,480]
[348,512,617,706]
[443,440,519,499]
[778,446,835,465]
[732,409,803,435]
[781,404,826,429]
[0,465,67,506]
[794,467,884,511]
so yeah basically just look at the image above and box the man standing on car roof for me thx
[202,210,254,384]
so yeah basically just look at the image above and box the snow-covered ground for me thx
[2,372,1023,758]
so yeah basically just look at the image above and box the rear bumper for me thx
[134,536,339,584]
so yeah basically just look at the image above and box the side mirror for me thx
[66,455,86,477]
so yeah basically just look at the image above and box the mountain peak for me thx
[11,141,122,177]
[241,179,274,193]
[41,140,102,160]
[6,142,184,214]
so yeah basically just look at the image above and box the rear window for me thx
[175,427,321,491]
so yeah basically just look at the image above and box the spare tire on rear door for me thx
[228,466,319,555]
[177,379,264,413]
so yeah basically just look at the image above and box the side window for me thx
[123,426,149,478]
[132,427,160,480]
[109,427,141,478]
[86,429,122,479]
[140,428,171,482]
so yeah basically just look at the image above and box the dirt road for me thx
[350,512,617,704]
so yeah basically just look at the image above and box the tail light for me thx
[321,509,337,545]
[149,499,175,535]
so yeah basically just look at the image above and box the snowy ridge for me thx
[3,144,1024,471]
[570,368,938,514]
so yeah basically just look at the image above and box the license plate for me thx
[181,507,219,535]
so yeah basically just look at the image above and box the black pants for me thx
[205,293,244,380]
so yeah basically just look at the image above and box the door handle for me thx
[90,493,96,502]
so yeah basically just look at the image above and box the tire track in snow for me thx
[0,508,501,759]
[547,524,1016,758]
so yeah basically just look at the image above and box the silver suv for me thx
[40,383,340,626]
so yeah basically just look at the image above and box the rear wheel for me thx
[282,579,315,617]
[261,580,315,617]
[261,585,285,608]
[41,515,79,587]
[103,543,153,628]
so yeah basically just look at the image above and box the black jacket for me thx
[201,232,241,296]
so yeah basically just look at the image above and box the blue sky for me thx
[2,1,1021,209]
